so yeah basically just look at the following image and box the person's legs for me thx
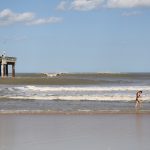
[135,100,140,109]
[139,100,142,108]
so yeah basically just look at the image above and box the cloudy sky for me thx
[0,0,150,73]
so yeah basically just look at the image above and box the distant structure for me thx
[42,73,62,77]
[0,53,17,78]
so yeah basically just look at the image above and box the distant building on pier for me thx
[0,55,16,78]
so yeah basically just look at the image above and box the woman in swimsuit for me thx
[135,90,142,109]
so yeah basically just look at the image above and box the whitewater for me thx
[0,73,150,113]
[0,85,150,101]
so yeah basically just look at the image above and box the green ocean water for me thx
[1,72,150,85]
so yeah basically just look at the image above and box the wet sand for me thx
[0,114,150,150]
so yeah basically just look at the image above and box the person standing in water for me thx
[135,91,143,109]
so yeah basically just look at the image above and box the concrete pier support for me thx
[12,63,15,77]
[2,64,5,78]
[6,64,8,76]
[0,56,16,78]
[1,64,6,78]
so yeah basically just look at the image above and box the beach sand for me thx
[0,114,150,150]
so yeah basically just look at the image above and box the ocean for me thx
[0,72,150,113]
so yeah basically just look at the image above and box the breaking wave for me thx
[0,85,149,101]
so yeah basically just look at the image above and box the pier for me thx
[0,55,16,78]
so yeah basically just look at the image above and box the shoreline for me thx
[0,109,150,115]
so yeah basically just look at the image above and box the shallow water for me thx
[0,114,150,150]
[0,99,150,113]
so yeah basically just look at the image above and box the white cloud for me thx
[27,17,62,25]
[0,9,34,26]
[56,1,69,11]
[57,0,103,11]
[70,0,103,11]
[0,9,62,26]
[57,0,150,10]
[122,11,142,16]
[106,0,150,8]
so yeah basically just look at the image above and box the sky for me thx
[0,0,150,73]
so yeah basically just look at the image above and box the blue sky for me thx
[0,0,150,73]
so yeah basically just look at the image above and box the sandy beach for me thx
[0,114,150,150]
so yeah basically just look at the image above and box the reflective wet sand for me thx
[0,114,150,150]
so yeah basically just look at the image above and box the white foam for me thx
[2,85,150,102]
[14,85,150,92]
[0,109,46,114]
[8,95,150,101]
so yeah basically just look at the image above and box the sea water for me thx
[0,73,150,112]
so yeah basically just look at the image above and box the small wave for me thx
[0,109,49,114]
[0,109,123,114]
[14,85,150,92]
[1,85,150,102]
[8,95,150,101]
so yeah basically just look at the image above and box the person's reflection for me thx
[135,114,143,149]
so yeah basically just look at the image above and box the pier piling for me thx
[0,55,16,78]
